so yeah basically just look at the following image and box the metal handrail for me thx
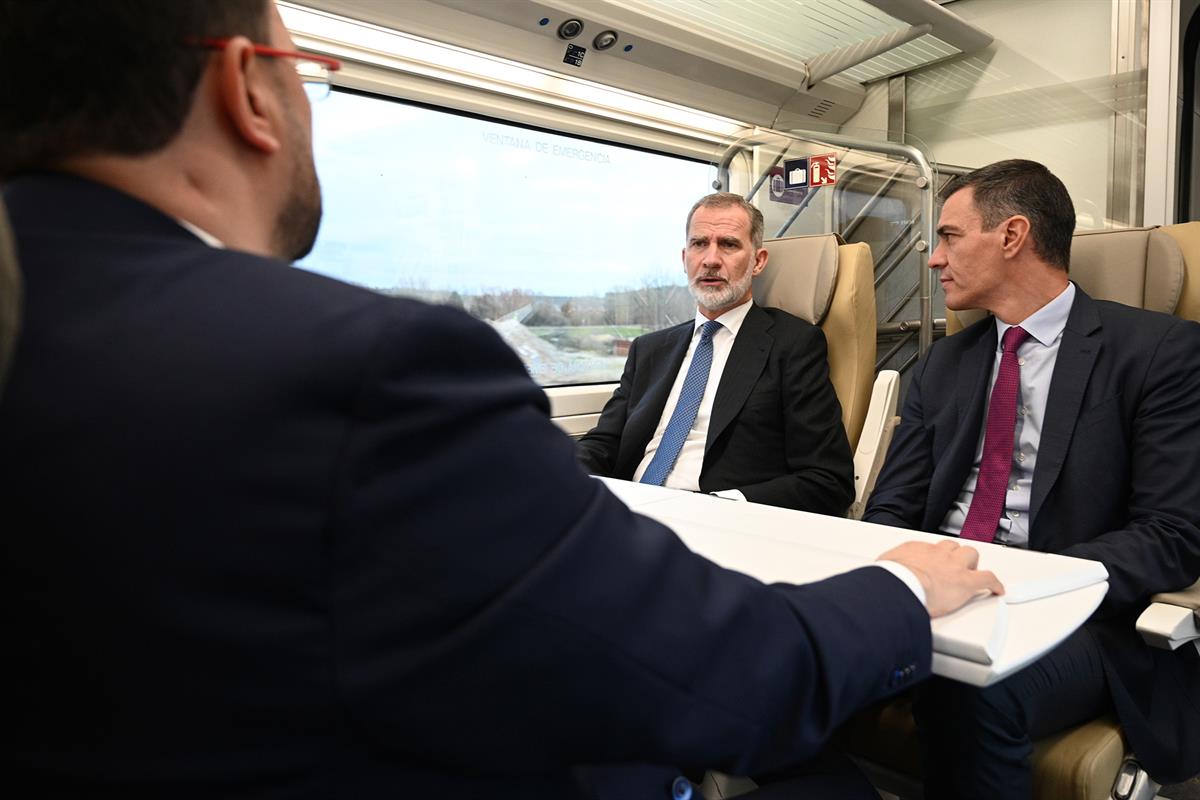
[717,127,937,354]
[878,319,946,336]
[936,163,973,178]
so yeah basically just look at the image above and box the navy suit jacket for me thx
[1,174,929,799]
[865,288,1200,783]
[576,307,854,513]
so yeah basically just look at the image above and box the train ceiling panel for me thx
[289,0,991,129]
[604,0,988,84]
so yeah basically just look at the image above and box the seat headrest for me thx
[754,234,840,324]
[1069,227,1183,314]
[1160,221,1200,321]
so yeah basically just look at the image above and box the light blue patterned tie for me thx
[640,320,722,486]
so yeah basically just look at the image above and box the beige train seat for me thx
[754,234,876,448]
[753,234,893,516]
[849,222,1200,800]
[0,195,21,394]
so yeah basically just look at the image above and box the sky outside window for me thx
[298,89,716,386]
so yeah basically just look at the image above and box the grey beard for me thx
[690,273,751,312]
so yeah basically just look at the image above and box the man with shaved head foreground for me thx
[866,159,1200,797]
[1,2,1001,797]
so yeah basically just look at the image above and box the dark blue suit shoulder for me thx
[757,304,821,334]
[1091,297,1195,332]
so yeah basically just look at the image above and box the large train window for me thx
[298,88,716,387]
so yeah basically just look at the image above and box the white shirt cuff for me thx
[873,562,927,609]
[710,489,748,501]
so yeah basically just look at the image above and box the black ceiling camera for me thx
[557,19,583,40]
[593,30,619,50]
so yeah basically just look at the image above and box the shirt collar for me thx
[694,298,754,338]
[995,281,1075,347]
[176,218,226,249]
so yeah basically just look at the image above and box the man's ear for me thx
[215,37,282,155]
[1000,215,1032,259]
[751,247,768,276]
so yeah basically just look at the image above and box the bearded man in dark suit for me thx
[577,192,854,514]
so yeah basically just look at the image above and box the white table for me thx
[600,478,1108,687]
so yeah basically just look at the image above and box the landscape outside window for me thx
[299,89,717,386]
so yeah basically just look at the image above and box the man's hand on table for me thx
[879,540,1005,618]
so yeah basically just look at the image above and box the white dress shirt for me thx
[632,300,754,497]
[940,282,1076,547]
[177,218,225,249]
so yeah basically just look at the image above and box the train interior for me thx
[284,1,1200,797]
[3,0,1197,798]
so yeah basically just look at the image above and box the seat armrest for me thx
[848,371,900,520]
[1136,579,1200,652]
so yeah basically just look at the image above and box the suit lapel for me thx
[624,323,692,457]
[957,333,994,425]
[706,305,772,455]
[925,324,997,529]
[1030,291,1101,525]
[646,323,693,408]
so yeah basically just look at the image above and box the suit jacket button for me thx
[671,776,693,800]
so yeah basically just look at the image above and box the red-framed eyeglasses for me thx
[188,37,343,101]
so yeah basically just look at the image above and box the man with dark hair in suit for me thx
[577,192,854,514]
[0,2,1002,797]
[865,159,1200,797]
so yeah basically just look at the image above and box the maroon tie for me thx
[960,325,1031,543]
